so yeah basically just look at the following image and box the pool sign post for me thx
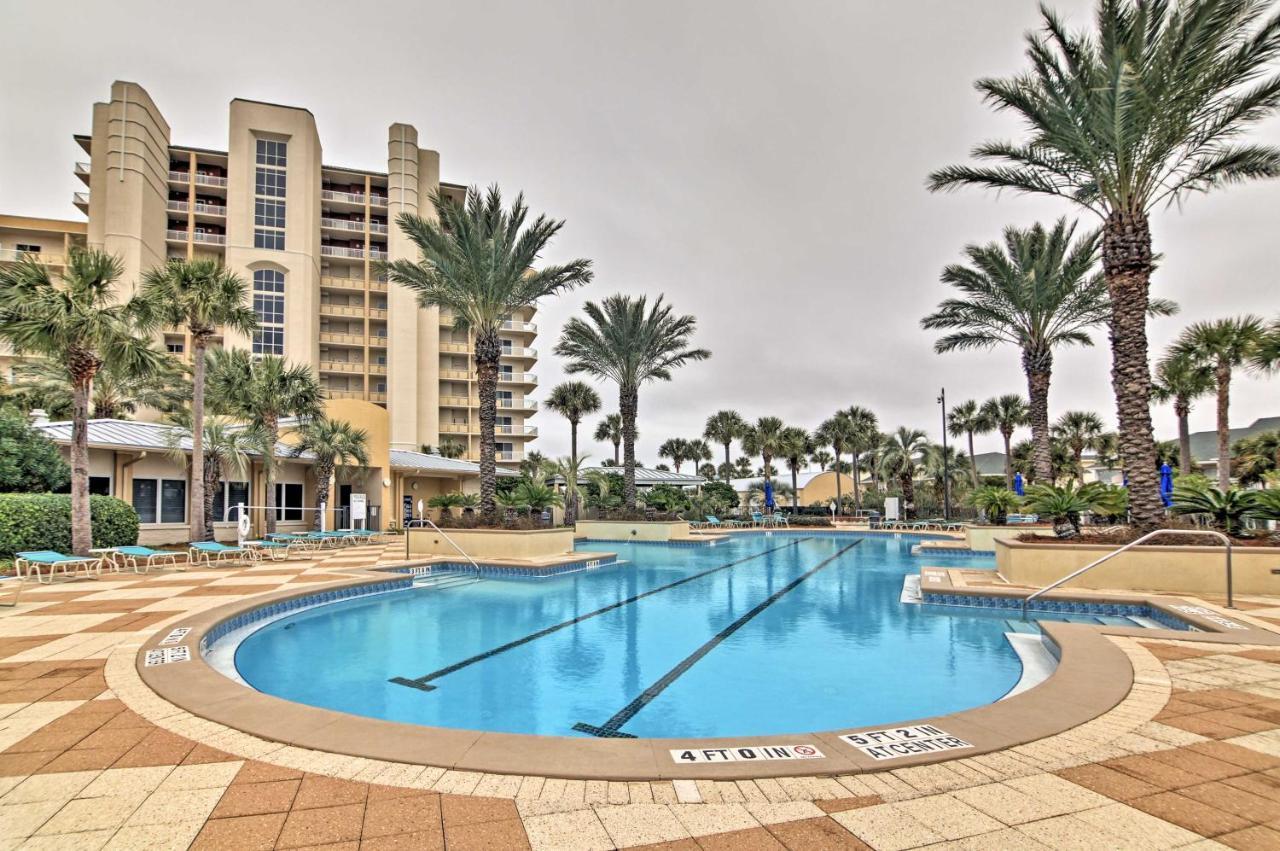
[840,725,972,761]
[350,493,367,530]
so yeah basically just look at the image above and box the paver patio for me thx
[4,540,1280,849]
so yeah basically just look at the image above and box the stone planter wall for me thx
[965,524,1054,552]
[406,526,576,560]
[574,520,694,542]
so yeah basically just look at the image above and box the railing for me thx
[497,398,537,410]
[496,451,524,461]
[319,303,364,317]
[321,217,366,232]
[324,389,363,400]
[369,221,388,234]
[369,391,387,402]
[368,334,388,347]
[500,319,537,333]
[168,200,227,216]
[318,360,364,373]
[73,191,89,208]
[369,280,388,292]
[409,516,481,572]
[369,195,388,207]
[75,161,91,177]
[441,423,469,434]
[167,200,189,213]
[192,231,226,245]
[318,331,364,345]
[368,248,388,260]
[440,369,470,380]
[501,346,537,358]
[495,425,538,436]
[441,342,469,353]
[499,372,537,385]
[368,308,387,319]
[367,363,387,375]
[0,249,65,265]
[1021,528,1234,617]
[170,171,228,188]
[440,395,471,407]
[321,189,367,204]
[321,245,365,258]
[320,275,363,290]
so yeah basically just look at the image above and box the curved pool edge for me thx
[135,566,1280,781]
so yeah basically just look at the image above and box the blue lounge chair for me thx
[188,541,252,567]
[14,551,101,583]
[1,572,26,606]
[266,533,318,551]
[112,546,187,573]
[243,540,292,561]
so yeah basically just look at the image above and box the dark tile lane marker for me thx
[573,540,861,738]
[389,537,814,691]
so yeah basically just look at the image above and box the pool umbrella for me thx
[764,480,775,510]
[1013,472,1024,496]
[1160,463,1174,507]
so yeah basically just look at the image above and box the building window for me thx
[274,482,303,522]
[15,243,41,254]
[89,476,111,496]
[166,341,185,354]
[252,269,285,356]
[254,229,285,250]
[254,199,286,228]
[253,138,287,250]
[254,170,286,197]
[131,478,186,524]
[211,480,250,523]
[256,139,287,167]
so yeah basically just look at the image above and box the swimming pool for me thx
[230,533,1066,739]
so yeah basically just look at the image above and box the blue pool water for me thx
[234,534,1026,738]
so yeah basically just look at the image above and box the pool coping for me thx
[135,558,1280,781]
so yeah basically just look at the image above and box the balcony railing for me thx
[441,423,469,434]
[325,390,365,400]
[495,451,525,462]
[318,332,364,346]
[72,192,89,210]
[501,346,537,358]
[320,275,363,291]
[165,229,227,245]
[369,391,387,403]
[166,200,228,216]
[321,245,365,258]
[440,369,470,381]
[319,360,364,374]
[501,319,538,333]
[495,425,538,436]
[440,395,472,408]
[369,195,388,207]
[0,249,65,266]
[368,334,388,347]
[321,217,366,232]
[497,398,537,411]
[368,308,387,320]
[319,303,364,317]
[74,161,91,178]
[441,342,468,354]
[367,363,387,375]
[170,171,228,188]
[370,280,388,292]
[368,248,388,260]
[369,221,388,234]
[499,372,537,385]
[321,189,367,205]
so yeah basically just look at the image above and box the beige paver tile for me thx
[829,802,944,851]
[0,799,63,840]
[741,800,824,825]
[123,786,224,826]
[153,761,241,791]
[951,780,1068,824]
[670,802,758,837]
[1014,813,1141,850]
[594,803,690,847]
[923,826,1051,849]
[76,766,171,799]
[35,793,147,835]
[521,807,613,851]
[1002,772,1111,814]
[0,771,99,804]
[1071,801,1207,849]
[895,793,1004,840]
[103,818,205,851]
[18,828,116,850]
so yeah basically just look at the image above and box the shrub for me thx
[1170,482,1258,536]
[970,486,1020,525]
[1248,490,1280,523]
[1021,482,1119,538]
[0,493,138,558]
[782,515,833,527]
[700,481,739,512]
[642,484,692,513]
[0,410,69,493]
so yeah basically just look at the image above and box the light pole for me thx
[938,388,951,522]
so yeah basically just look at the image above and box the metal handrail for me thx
[411,517,481,572]
[1021,528,1233,618]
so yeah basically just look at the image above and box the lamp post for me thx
[938,388,951,522]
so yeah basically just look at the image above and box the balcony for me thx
[440,395,472,408]
[497,398,537,411]
[165,229,226,245]
[369,221,388,234]
[368,248,388,260]
[319,360,364,374]
[0,248,65,266]
[441,342,468,354]
[368,308,387,320]
[72,192,89,213]
[367,363,387,375]
[170,170,228,188]
[495,425,538,436]
[369,195,388,207]
[74,161,91,184]
[370,280,388,292]
[499,372,537,385]
[501,319,538,334]
[441,423,469,435]
[495,451,525,462]
[369,392,387,403]
[440,369,470,381]
[501,346,537,359]
[321,189,367,205]
[321,245,366,259]
[325,389,363,400]
[369,334,388,348]
[318,331,364,346]
[167,200,228,217]
[321,217,366,233]
[319,303,365,318]
[320,275,363,291]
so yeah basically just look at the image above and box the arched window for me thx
[252,269,284,356]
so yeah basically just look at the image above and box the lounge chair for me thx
[694,516,724,530]
[334,528,377,544]
[188,541,253,567]
[1,571,26,606]
[266,533,319,551]
[243,540,291,561]
[113,546,187,573]
[14,551,101,583]
[769,512,790,527]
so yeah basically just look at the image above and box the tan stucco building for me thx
[1,80,539,466]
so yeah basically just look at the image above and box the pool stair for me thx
[1001,632,1058,700]
[411,569,482,591]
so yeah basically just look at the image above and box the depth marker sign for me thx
[670,744,823,764]
[841,725,972,761]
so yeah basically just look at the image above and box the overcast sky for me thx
[3,0,1277,465]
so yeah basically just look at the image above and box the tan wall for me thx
[575,520,695,541]
[406,527,574,560]
[796,472,857,507]
[996,539,1275,597]
[965,525,1053,552]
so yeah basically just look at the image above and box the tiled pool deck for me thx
[4,540,1280,849]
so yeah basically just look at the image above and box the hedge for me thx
[0,493,139,558]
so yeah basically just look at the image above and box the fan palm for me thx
[12,354,189,421]
[704,410,747,484]
[206,349,323,534]
[386,185,593,519]
[777,426,813,510]
[929,0,1280,528]
[437,440,466,460]
[922,218,1170,484]
[1171,481,1258,535]
[980,394,1029,488]
[1053,411,1106,483]
[810,449,833,472]
[164,416,255,540]
[593,413,624,465]
[947,399,994,487]
[139,258,259,540]
[881,427,929,514]
[1232,430,1280,486]
[545,454,590,525]
[657,438,695,474]
[814,414,856,513]
[290,418,370,531]
[1248,317,1280,374]
[842,406,879,510]
[1172,316,1267,490]
[555,294,709,508]
[546,380,601,472]
[0,249,166,553]
[740,417,787,494]
[1152,351,1217,476]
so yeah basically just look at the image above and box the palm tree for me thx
[980,394,1029,489]
[1093,431,1122,472]
[0,249,165,554]
[777,426,812,510]
[1152,351,1216,476]
[593,413,624,465]
[928,0,1280,528]
[1233,430,1280,485]
[12,353,189,421]
[813,414,855,513]
[164,416,254,540]
[206,350,323,534]
[546,380,601,466]
[1173,316,1267,490]
[658,438,693,474]
[1248,317,1280,375]
[386,185,593,520]
[810,449,833,472]
[741,417,786,493]
[733,456,754,479]
[556,295,709,508]
[438,440,466,460]
[139,258,259,541]
[843,406,879,511]
[923,443,969,505]
[687,438,713,471]
[290,418,370,531]
[881,427,928,516]
[947,400,993,488]
[546,454,591,525]
[704,410,747,484]
[1053,411,1106,483]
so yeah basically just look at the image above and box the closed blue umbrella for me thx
[1160,463,1174,507]
[764,480,775,510]
[1013,472,1024,496]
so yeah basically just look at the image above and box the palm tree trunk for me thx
[1215,362,1231,492]
[722,442,732,483]
[475,332,501,520]
[901,473,915,517]
[189,336,207,541]
[967,430,980,487]
[620,385,638,509]
[314,462,332,531]
[613,439,620,465]
[69,373,94,555]
[1001,429,1013,489]
[264,415,279,535]
[833,448,842,514]
[790,466,799,510]
[1102,210,1161,529]
[203,461,220,540]
[1175,399,1193,477]
[852,449,862,511]
[1074,448,1085,484]
[1023,350,1054,485]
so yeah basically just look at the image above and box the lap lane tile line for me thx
[389,537,814,691]
[573,540,861,738]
